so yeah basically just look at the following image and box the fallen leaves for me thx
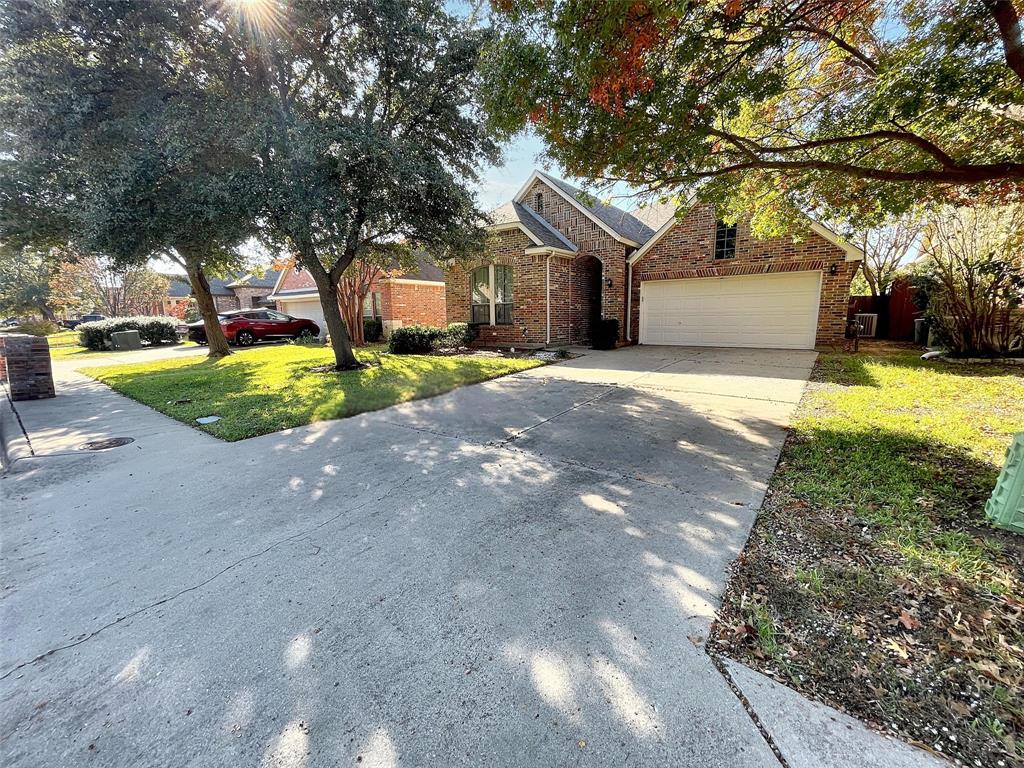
[897,608,921,631]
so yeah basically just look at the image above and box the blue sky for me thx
[477,129,643,212]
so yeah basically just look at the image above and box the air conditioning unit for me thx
[854,313,878,338]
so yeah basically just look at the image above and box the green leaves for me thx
[483,1,1024,228]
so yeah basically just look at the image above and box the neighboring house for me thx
[156,270,281,315]
[268,254,446,336]
[445,169,862,350]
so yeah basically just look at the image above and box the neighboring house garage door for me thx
[279,298,327,337]
[639,271,821,349]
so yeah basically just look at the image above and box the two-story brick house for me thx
[445,170,862,350]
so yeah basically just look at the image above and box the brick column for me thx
[0,334,56,400]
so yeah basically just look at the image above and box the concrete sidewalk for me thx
[0,346,945,768]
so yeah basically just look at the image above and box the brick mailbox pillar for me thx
[0,334,56,400]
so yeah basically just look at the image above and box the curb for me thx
[0,383,33,472]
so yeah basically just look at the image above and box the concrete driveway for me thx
[1,345,816,767]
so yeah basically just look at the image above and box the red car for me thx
[187,309,320,346]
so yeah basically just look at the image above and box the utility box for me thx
[111,330,143,351]
[985,433,1024,534]
[854,313,878,338]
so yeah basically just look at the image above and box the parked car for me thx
[63,313,108,330]
[187,309,320,346]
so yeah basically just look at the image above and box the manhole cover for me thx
[80,437,135,451]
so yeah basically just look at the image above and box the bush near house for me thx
[78,316,179,350]
[389,323,474,355]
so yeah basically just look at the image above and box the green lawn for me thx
[714,347,1024,768]
[87,344,543,440]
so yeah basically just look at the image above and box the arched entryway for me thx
[570,255,602,344]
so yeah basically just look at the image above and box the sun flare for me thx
[218,0,286,38]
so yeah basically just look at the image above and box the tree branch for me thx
[987,0,1024,85]
[788,23,877,73]
[709,128,958,167]
[676,156,1024,184]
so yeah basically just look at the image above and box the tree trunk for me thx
[301,249,360,369]
[339,286,365,346]
[180,249,232,358]
[37,303,57,323]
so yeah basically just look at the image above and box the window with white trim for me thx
[470,264,513,325]
[362,291,382,318]
[534,192,543,213]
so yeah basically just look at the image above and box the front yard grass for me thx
[87,343,543,440]
[713,346,1024,768]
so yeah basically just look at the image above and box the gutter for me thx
[626,261,633,342]
[545,253,552,345]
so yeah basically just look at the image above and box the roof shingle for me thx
[489,201,578,251]
[535,171,655,245]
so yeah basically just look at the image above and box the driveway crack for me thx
[0,471,420,680]
[709,654,790,768]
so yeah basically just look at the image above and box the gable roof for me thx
[627,203,864,265]
[488,200,578,252]
[163,274,235,297]
[226,269,281,289]
[631,200,677,232]
[514,170,654,247]
[397,251,446,282]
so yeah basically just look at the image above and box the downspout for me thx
[625,261,632,342]
[545,252,552,345]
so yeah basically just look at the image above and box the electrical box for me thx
[986,433,1024,534]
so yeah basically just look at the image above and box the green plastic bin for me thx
[985,433,1024,534]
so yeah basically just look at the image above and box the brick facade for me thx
[0,334,56,400]
[628,205,857,345]
[522,179,631,340]
[445,178,634,346]
[379,281,446,331]
[274,264,446,334]
[231,286,272,309]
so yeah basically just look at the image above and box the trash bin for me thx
[985,433,1024,534]
[913,318,928,346]
[110,330,143,351]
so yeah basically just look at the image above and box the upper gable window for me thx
[534,192,544,213]
[714,221,737,260]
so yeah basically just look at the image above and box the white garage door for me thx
[280,298,327,337]
[639,271,821,349]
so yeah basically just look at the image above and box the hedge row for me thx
[388,323,474,354]
[78,316,180,350]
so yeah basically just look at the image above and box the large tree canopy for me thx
[236,0,499,369]
[483,0,1024,231]
[0,246,57,321]
[0,0,261,357]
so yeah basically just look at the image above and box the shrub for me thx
[591,318,619,350]
[363,317,383,343]
[388,324,438,354]
[77,316,179,350]
[435,322,473,351]
[13,319,59,336]
[388,323,475,354]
